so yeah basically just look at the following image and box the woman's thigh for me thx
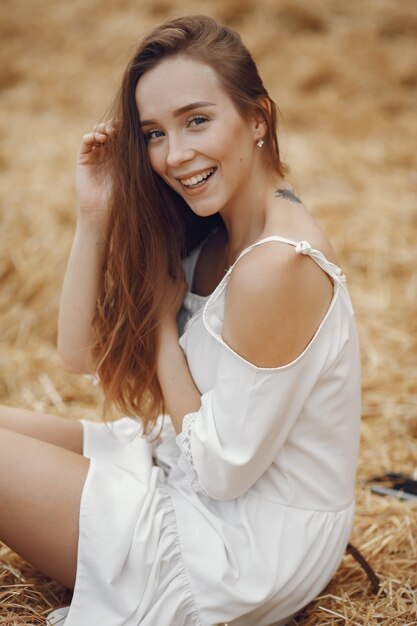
[0,425,89,589]
[0,405,83,454]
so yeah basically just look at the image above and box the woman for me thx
[0,15,361,626]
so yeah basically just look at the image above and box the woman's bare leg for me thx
[0,425,89,589]
[0,405,83,454]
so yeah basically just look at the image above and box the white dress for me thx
[47,233,361,626]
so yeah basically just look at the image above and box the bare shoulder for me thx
[222,236,335,368]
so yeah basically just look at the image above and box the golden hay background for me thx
[1,0,416,623]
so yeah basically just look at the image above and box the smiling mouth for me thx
[178,167,217,190]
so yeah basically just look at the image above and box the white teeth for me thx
[180,168,215,187]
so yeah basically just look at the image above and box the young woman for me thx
[0,15,361,626]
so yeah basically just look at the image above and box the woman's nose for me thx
[166,135,195,168]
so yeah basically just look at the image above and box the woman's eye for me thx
[188,115,208,127]
[145,129,164,141]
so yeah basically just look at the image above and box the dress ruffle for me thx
[176,411,208,495]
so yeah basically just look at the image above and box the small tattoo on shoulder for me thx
[274,188,301,203]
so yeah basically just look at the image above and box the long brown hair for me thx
[92,15,287,433]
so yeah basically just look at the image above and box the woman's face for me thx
[135,55,263,218]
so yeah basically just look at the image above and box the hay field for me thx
[1,0,416,623]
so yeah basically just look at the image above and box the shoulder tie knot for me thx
[295,240,312,255]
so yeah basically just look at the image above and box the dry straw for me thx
[1,0,416,624]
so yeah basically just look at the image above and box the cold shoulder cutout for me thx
[179,235,352,372]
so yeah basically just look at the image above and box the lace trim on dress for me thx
[176,412,209,495]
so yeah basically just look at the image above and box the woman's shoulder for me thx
[222,222,337,369]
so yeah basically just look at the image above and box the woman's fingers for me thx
[93,120,116,136]
[79,131,110,155]
[79,132,105,155]
[93,122,107,133]
[94,119,115,129]
[79,121,117,156]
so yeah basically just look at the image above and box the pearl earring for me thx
[257,138,264,148]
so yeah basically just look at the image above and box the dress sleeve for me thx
[175,335,329,501]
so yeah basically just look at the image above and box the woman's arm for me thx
[156,274,201,434]
[57,213,107,374]
[156,320,201,435]
[57,123,113,374]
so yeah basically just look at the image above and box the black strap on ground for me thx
[346,542,380,594]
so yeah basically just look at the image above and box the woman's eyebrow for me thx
[140,101,216,126]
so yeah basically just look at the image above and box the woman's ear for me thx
[259,96,272,117]
[252,97,270,140]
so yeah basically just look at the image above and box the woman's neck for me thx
[219,169,290,268]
